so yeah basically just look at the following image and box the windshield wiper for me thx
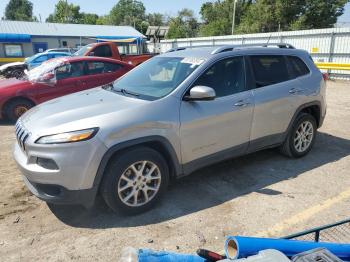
[114,88,140,97]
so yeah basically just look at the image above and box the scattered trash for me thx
[147,239,154,244]
[119,220,350,261]
[219,249,290,261]
[196,231,206,245]
[13,216,20,224]
[291,248,343,262]
[197,248,226,261]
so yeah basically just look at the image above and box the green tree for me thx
[199,0,252,36]
[167,9,199,39]
[107,0,146,32]
[237,0,349,33]
[46,0,82,23]
[146,13,165,26]
[290,0,349,30]
[79,13,99,25]
[5,0,36,21]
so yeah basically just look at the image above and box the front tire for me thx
[11,69,25,79]
[280,113,317,158]
[101,147,169,214]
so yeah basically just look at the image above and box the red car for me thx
[0,56,133,121]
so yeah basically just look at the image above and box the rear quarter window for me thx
[287,56,310,77]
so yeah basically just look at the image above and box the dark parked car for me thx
[0,56,134,121]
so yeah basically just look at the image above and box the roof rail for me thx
[211,43,295,54]
[166,45,217,53]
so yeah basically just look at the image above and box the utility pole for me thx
[65,0,68,23]
[231,0,238,35]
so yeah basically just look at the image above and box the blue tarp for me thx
[138,249,207,262]
[0,33,31,43]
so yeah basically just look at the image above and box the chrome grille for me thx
[15,121,30,152]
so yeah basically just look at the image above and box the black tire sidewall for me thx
[5,100,33,121]
[288,113,317,158]
[12,69,24,79]
[101,147,169,214]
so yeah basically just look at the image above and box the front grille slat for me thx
[15,122,30,152]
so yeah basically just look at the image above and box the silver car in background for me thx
[13,43,326,214]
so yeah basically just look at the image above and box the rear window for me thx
[93,45,112,57]
[250,55,290,87]
[287,56,310,77]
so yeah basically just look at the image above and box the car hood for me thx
[20,87,148,136]
[0,78,29,90]
[0,62,25,71]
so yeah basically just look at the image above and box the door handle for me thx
[289,88,303,94]
[234,100,250,107]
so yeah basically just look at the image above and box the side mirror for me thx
[39,72,55,85]
[42,72,55,81]
[184,86,216,101]
[88,51,95,56]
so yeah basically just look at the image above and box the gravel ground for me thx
[0,80,349,261]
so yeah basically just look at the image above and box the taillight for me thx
[322,73,329,81]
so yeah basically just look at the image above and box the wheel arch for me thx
[93,136,182,193]
[287,101,322,135]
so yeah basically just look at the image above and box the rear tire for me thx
[280,113,317,158]
[101,147,169,214]
[5,99,34,122]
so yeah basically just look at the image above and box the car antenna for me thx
[263,34,272,48]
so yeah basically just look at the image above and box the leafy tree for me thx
[167,9,199,39]
[5,0,36,21]
[46,0,81,23]
[290,0,349,30]
[237,0,349,33]
[199,0,252,36]
[79,13,99,25]
[146,13,165,26]
[107,0,146,32]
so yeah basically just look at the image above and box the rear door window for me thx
[287,56,310,77]
[87,61,105,75]
[104,62,122,73]
[250,55,290,87]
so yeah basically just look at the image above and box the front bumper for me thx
[22,175,97,207]
[13,136,108,206]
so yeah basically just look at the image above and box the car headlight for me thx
[35,128,98,144]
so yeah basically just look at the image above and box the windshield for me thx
[112,57,204,99]
[73,44,93,56]
[25,53,41,63]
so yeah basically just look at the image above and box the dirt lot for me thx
[0,81,350,261]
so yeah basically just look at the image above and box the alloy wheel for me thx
[294,120,314,153]
[117,161,161,207]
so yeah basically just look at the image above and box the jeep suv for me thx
[13,43,326,214]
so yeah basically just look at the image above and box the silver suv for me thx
[14,44,326,214]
